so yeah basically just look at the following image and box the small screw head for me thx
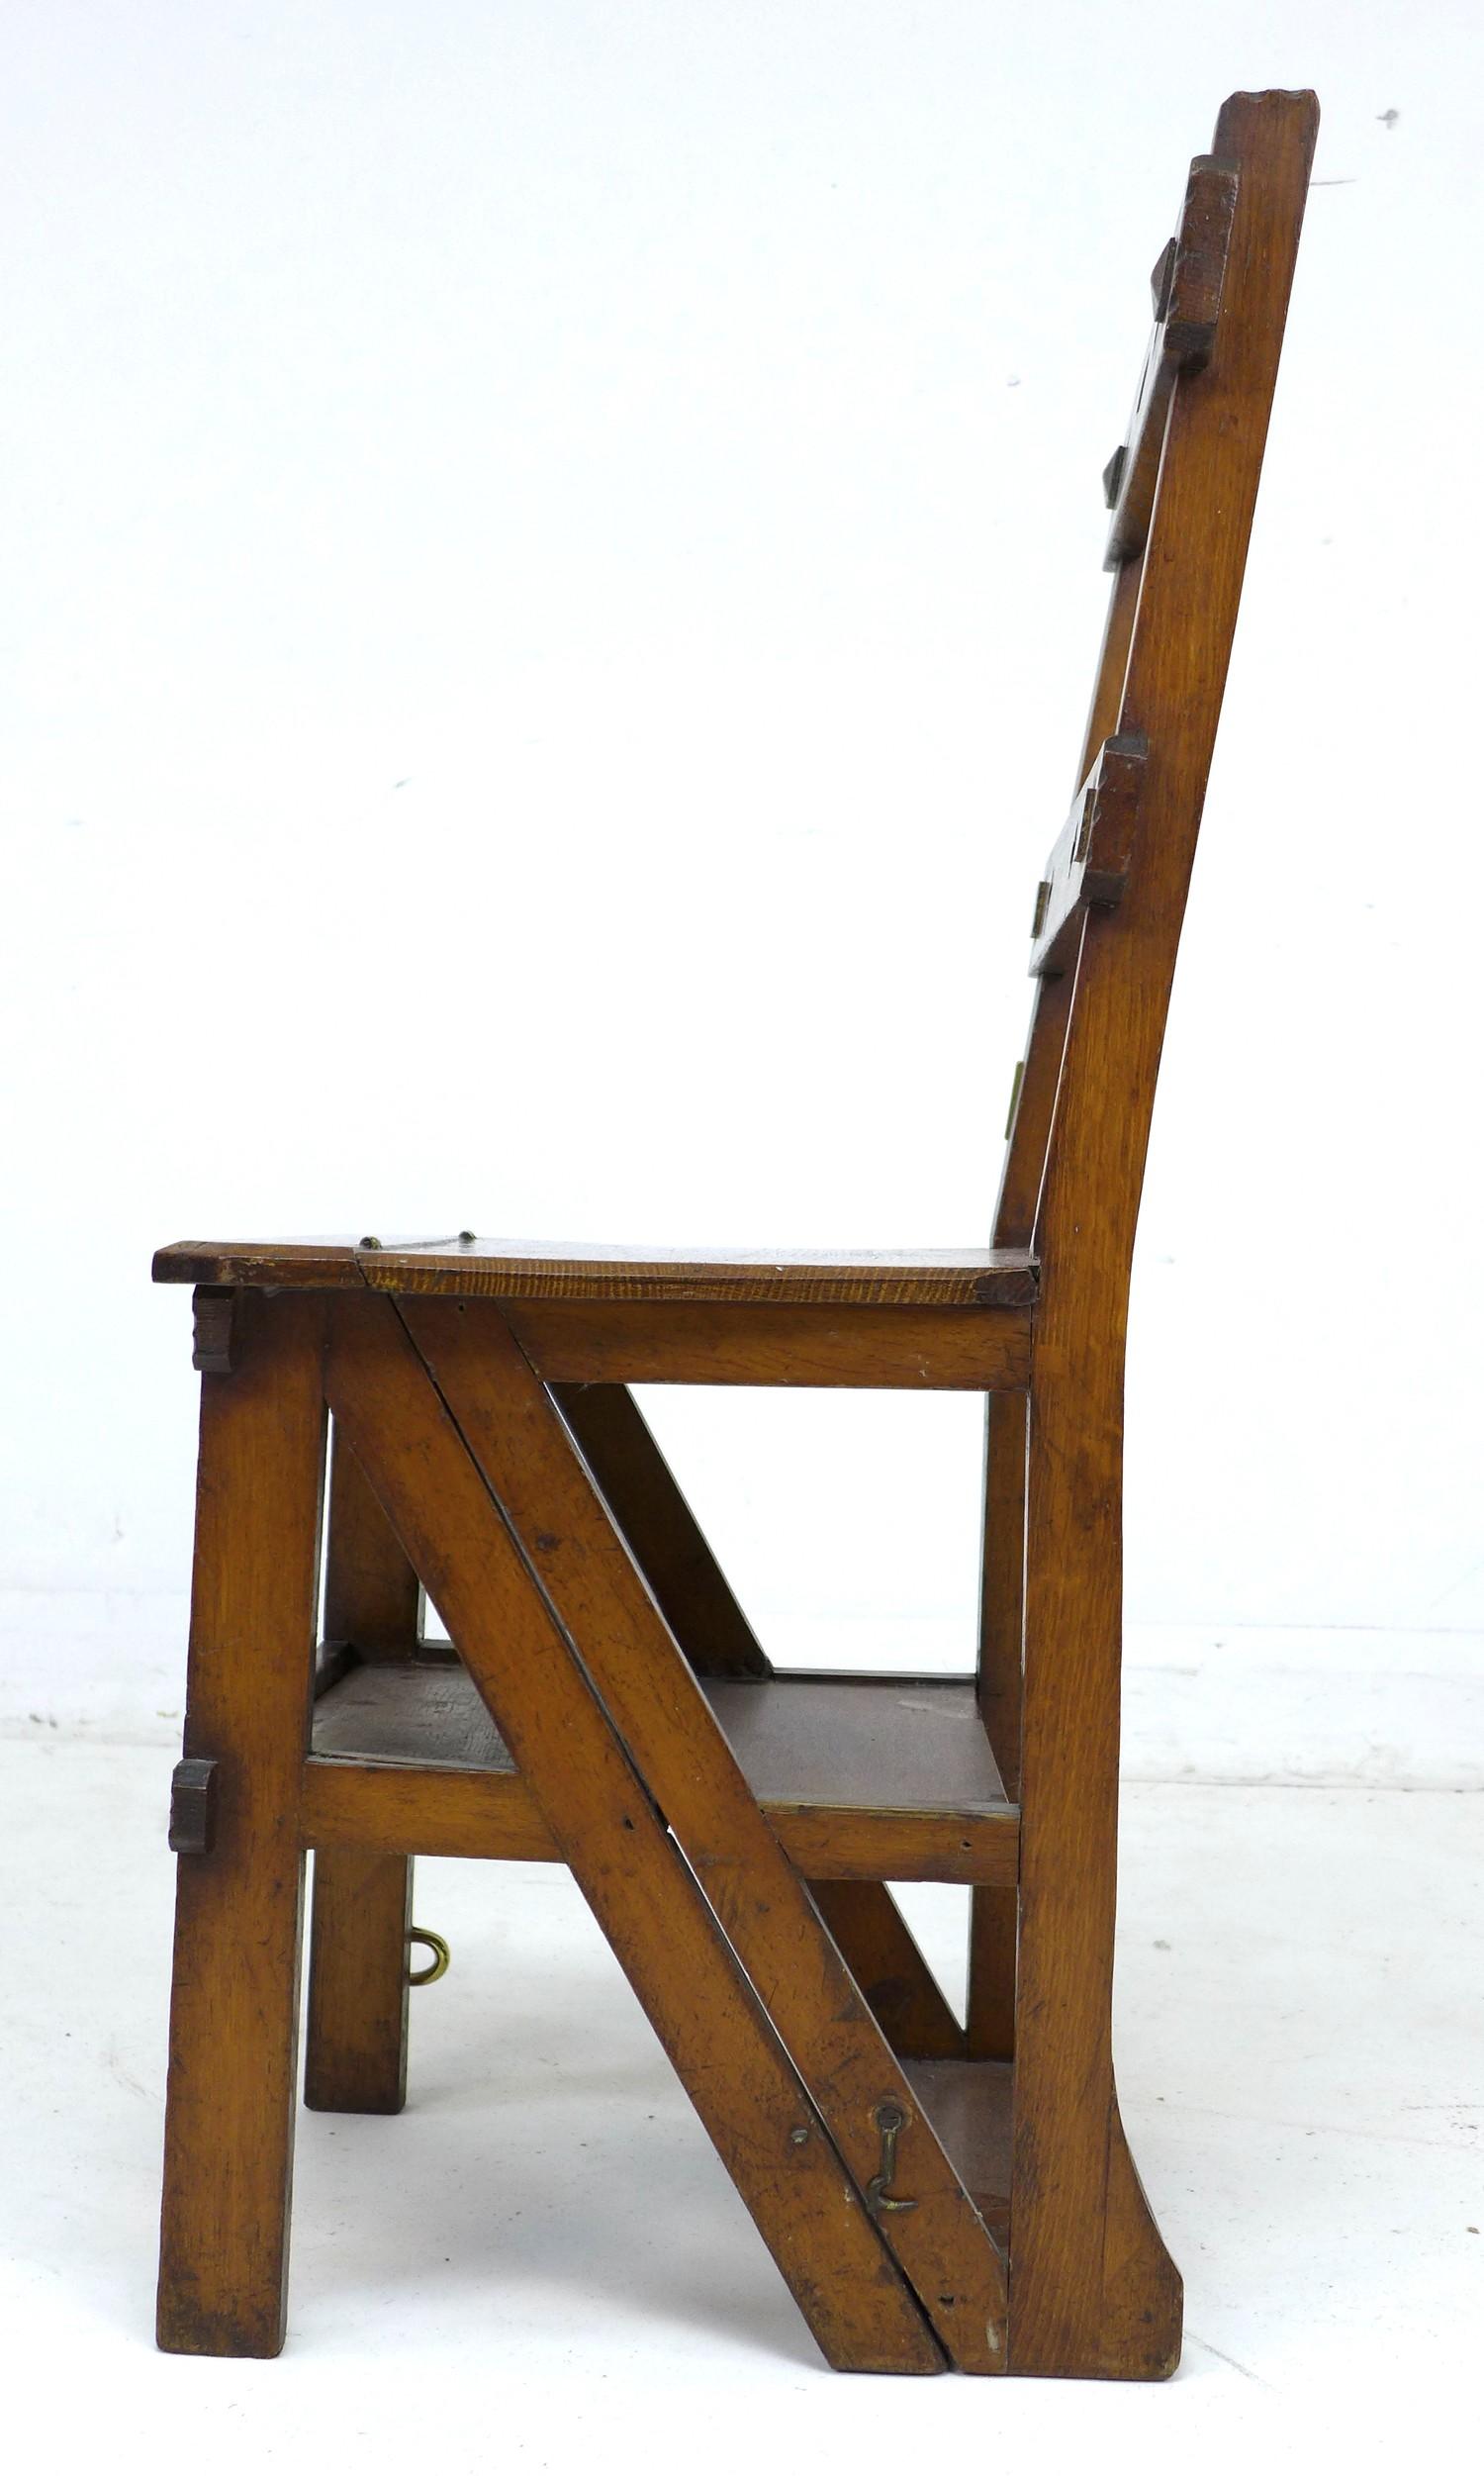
[788,2126,810,2146]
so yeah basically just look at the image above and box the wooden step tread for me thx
[304,1663,1019,1885]
[312,1663,1013,1815]
[901,2058,1012,2245]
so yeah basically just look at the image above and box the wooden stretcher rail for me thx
[183,1286,1031,1391]
[504,1299,1033,1389]
[300,1756,1020,1884]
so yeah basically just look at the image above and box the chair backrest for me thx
[996,91,1317,1289]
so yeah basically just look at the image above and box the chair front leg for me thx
[156,1292,325,2357]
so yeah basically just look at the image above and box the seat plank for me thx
[152,1234,1038,1308]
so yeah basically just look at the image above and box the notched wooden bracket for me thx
[1149,237,1177,322]
[1102,154,1241,568]
[191,1286,242,1376]
[1030,732,1148,978]
[168,1757,219,1855]
[1163,154,1242,367]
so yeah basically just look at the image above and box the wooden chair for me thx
[152,90,1317,2379]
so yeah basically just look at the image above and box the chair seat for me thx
[152,1233,1040,1307]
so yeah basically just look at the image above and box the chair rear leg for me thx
[303,1427,421,2112]
[972,1386,1024,2066]
[967,1884,1016,2061]
[1007,1365,1180,2378]
[305,1851,414,2114]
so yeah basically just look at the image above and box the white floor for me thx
[5,1737,1479,2475]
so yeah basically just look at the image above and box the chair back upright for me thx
[976,93,1318,1799]
[1000,90,1317,1299]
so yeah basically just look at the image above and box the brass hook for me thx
[407,1927,450,1987]
[865,2100,919,2217]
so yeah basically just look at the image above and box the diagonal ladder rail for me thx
[551,1383,970,2058]
[392,1292,1009,2371]
[324,1293,943,2374]
[549,1381,773,1678]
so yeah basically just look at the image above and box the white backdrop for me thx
[5,3,1481,1752]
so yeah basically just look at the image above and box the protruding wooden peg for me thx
[168,1757,219,1855]
[191,1286,241,1375]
